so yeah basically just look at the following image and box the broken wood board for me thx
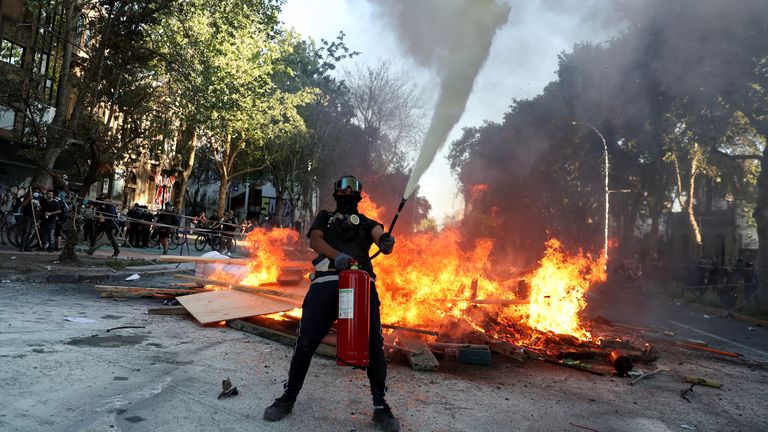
[148,306,190,315]
[470,298,528,306]
[168,282,201,288]
[174,274,305,305]
[388,330,439,371]
[157,255,310,269]
[177,289,296,324]
[95,285,209,298]
[381,323,439,336]
[229,318,336,358]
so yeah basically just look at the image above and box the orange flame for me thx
[222,196,606,344]
[240,227,300,286]
[523,239,606,340]
[376,233,604,342]
[357,194,384,221]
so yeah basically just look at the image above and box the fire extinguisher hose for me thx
[366,197,407,263]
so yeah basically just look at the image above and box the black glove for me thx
[378,233,395,255]
[334,252,353,270]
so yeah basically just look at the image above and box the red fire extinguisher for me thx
[337,260,371,368]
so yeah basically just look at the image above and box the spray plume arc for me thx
[366,0,510,247]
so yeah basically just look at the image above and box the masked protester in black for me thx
[18,188,43,252]
[264,175,399,432]
[86,194,120,258]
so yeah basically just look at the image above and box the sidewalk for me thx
[0,241,205,283]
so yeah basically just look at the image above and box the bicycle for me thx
[218,233,237,254]
[0,210,15,245]
[192,222,219,251]
[150,227,180,250]
[9,215,41,250]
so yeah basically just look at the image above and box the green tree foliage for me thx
[447,0,768,269]
[150,0,318,217]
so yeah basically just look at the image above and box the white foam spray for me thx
[368,0,511,199]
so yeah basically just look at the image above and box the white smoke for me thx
[367,0,511,199]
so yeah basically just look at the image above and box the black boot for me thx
[263,395,295,421]
[373,403,400,432]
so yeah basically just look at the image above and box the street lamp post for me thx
[572,121,609,267]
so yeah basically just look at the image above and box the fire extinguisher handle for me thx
[360,197,407,264]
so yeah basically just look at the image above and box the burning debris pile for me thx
[170,194,658,376]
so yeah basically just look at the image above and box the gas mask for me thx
[330,212,361,240]
[333,193,362,215]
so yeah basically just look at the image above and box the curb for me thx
[687,302,768,327]
[4,266,192,284]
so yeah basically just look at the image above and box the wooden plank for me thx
[381,324,439,336]
[390,330,439,371]
[174,274,304,305]
[228,318,336,358]
[177,289,296,324]
[168,282,201,288]
[148,306,189,315]
[470,299,528,306]
[95,285,205,294]
[157,255,310,269]
[429,342,488,350]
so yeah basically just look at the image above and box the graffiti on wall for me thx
[154,173,175,207]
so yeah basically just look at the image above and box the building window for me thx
[45,78,54,101]
[0,39,24,67]
[37,51,49,75]
[0,106,16,131]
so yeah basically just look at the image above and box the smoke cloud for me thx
[367,0,511,199]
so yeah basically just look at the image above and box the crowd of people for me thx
[1,185,70,252]
[691,256,759,307]
[1,182,297,256]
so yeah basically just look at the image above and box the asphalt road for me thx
[588,286,768,362]
[1,270,767,432]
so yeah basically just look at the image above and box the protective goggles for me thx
[334,176,362,192]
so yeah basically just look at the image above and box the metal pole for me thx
[244,182,250,218]
[573,122,609,267]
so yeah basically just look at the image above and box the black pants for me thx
[284,273,387,406]
[90,221,119,253]
[128,223,142,246]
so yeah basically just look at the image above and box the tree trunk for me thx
[673,150,703,260]
[174,124,197,213]
[58,141,101,262]
[33,0,78,188]
[217,176,229,218]
[686,144,703,259]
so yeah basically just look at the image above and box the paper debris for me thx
[64,317,97,324]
